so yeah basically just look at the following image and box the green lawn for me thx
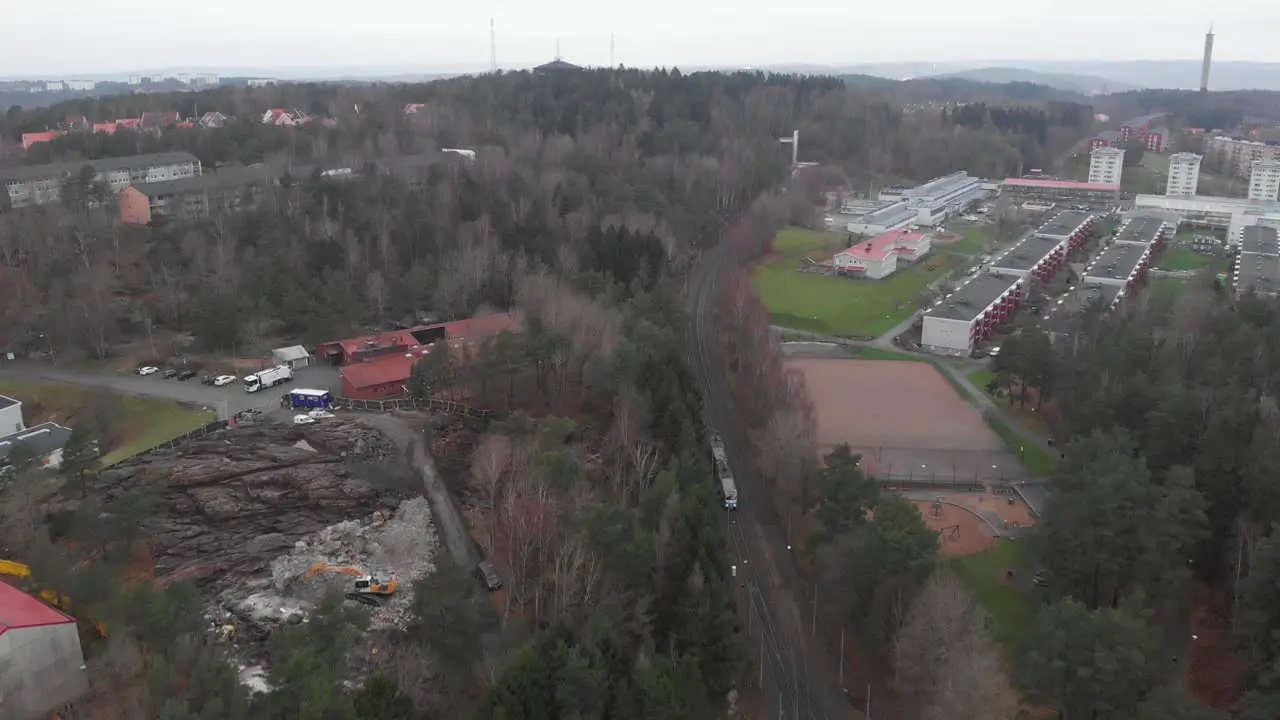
[0,379,214,468]
[1157,246,1214,271]
[951,539,1037,650]
[755,228,947,338]
[986,416,1058,476]
[967,369,998,395]
[939,227,987,255]
[1148,276,1189,300]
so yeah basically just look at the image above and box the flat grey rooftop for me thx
[134,166,273,198]
[0,395,17,411]
[992,235,1064,272]
[1237,254,1280,295]
[1241,225,1279,256]
[925,273,1021,322]
[1034,210,1093,239]
[0,152,200,183]
[1040,285,1122,335]
[1084,244,1149,282]
[0,422,72,463]
[1114,216,1165,246]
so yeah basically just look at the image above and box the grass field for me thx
[755,228,948,338]
[987,417,1058,476]
[936,226,988,255]
[952,539,1037,650]
[967,369,998,395]
[1157,247,1216,272]
[0,379,214,467]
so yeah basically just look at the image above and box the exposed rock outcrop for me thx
[79,419,412,592]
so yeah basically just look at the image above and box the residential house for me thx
[198,111,228,128]
[92,122,119,134]
[118,166,272,224]
[140,111,181,130]
[21,130,64,150]
[262,108,298,126]
[403,103,426,115]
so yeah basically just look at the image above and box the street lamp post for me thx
[39,334,56,366]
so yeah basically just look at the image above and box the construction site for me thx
[16,417,446,699]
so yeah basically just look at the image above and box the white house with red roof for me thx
[261,108,298,126]
[832,229,933,279]
[0,581,89,717]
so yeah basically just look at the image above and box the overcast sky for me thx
[2,0,1276,76]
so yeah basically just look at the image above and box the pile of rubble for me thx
[219,497,440,632]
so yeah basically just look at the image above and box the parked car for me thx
[476,560,503,591]
[213,375,237,387]
[177,370,197,381]
[162,369,178,379]
[307,409,335,420]
[200,374,218,385]
[292,414,316,425]
[137,366,159,376]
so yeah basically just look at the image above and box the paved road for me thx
[0,361,342,420]
[690,243,846,719]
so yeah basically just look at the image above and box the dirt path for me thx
[356,412,502,679]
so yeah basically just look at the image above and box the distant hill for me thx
[838,74,1089,105]
[931,67,1137,95]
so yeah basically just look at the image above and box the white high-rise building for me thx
[1166,153,1202,197]
[1088,146,1125,186]
[1249,160,1280,202]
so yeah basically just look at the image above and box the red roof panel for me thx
[0,581,75,635]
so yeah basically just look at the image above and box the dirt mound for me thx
[74,419,414,593]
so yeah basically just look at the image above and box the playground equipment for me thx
[936,524,961,543]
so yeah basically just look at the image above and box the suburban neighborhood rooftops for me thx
[0,151,200,183]
[0,422,73,463]
[0,581,75,635]
[0,395,17,411]
[1237,254,1280,295]
[991,235,1064,272]
[1114,217,1166,246]
[132,166,271,198]
[1084,244,1150,282]
[1035,210,1093,239]
[1040,285,1123,335]
[1241,225,1280,256]
[1001,178,1121,191]
[925,273,1021,322]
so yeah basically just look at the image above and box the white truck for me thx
[244,364,292,393]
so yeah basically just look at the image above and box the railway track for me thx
[688,243,837,719]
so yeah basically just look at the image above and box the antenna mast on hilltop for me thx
[556,39,562,61]
[490,18,497,72]
[610,33,615,67]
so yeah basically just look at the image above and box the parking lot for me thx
[0,361,342,420]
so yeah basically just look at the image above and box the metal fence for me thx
[99,418,229,469]
[336,396,492,420]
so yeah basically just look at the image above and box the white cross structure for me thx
[778,130,799,166]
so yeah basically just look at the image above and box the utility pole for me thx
[838,626,845,687]
[866,683,871,719]
[489,18,497,72]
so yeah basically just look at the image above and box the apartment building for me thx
[1,152,202,209]
[999,178,1121,212]
[119,166,272,224]
[1248,160,1280,202]
[921,273,1024,356]
[1205,135,1280,178]
[1088,147,1125,186]
[1166,153,1202,196]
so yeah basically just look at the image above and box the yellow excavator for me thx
[0,559,108,636]
[302,562,397,605]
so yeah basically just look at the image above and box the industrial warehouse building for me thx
[0,582,88,719]
[1236,226,1280,297]
[999,178,1121,212]
[327,314,522,399]
[876,171,990,227]
[839,199,916,235]
[831,229,932,279]
[921,273,1024,356]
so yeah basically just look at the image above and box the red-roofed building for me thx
[115,118,142,130]
[262,108,298,126]
[21,130,64,150]
[0,582,88,717]
[403,103,426,114]
[92,121,119,134]
[334,313,522,399]
[832,229,933,279]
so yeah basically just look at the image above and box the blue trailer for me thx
[286,389,334,409]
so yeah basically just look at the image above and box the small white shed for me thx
[271,345,312,369]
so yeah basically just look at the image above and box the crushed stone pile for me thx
[267,496,439,630]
